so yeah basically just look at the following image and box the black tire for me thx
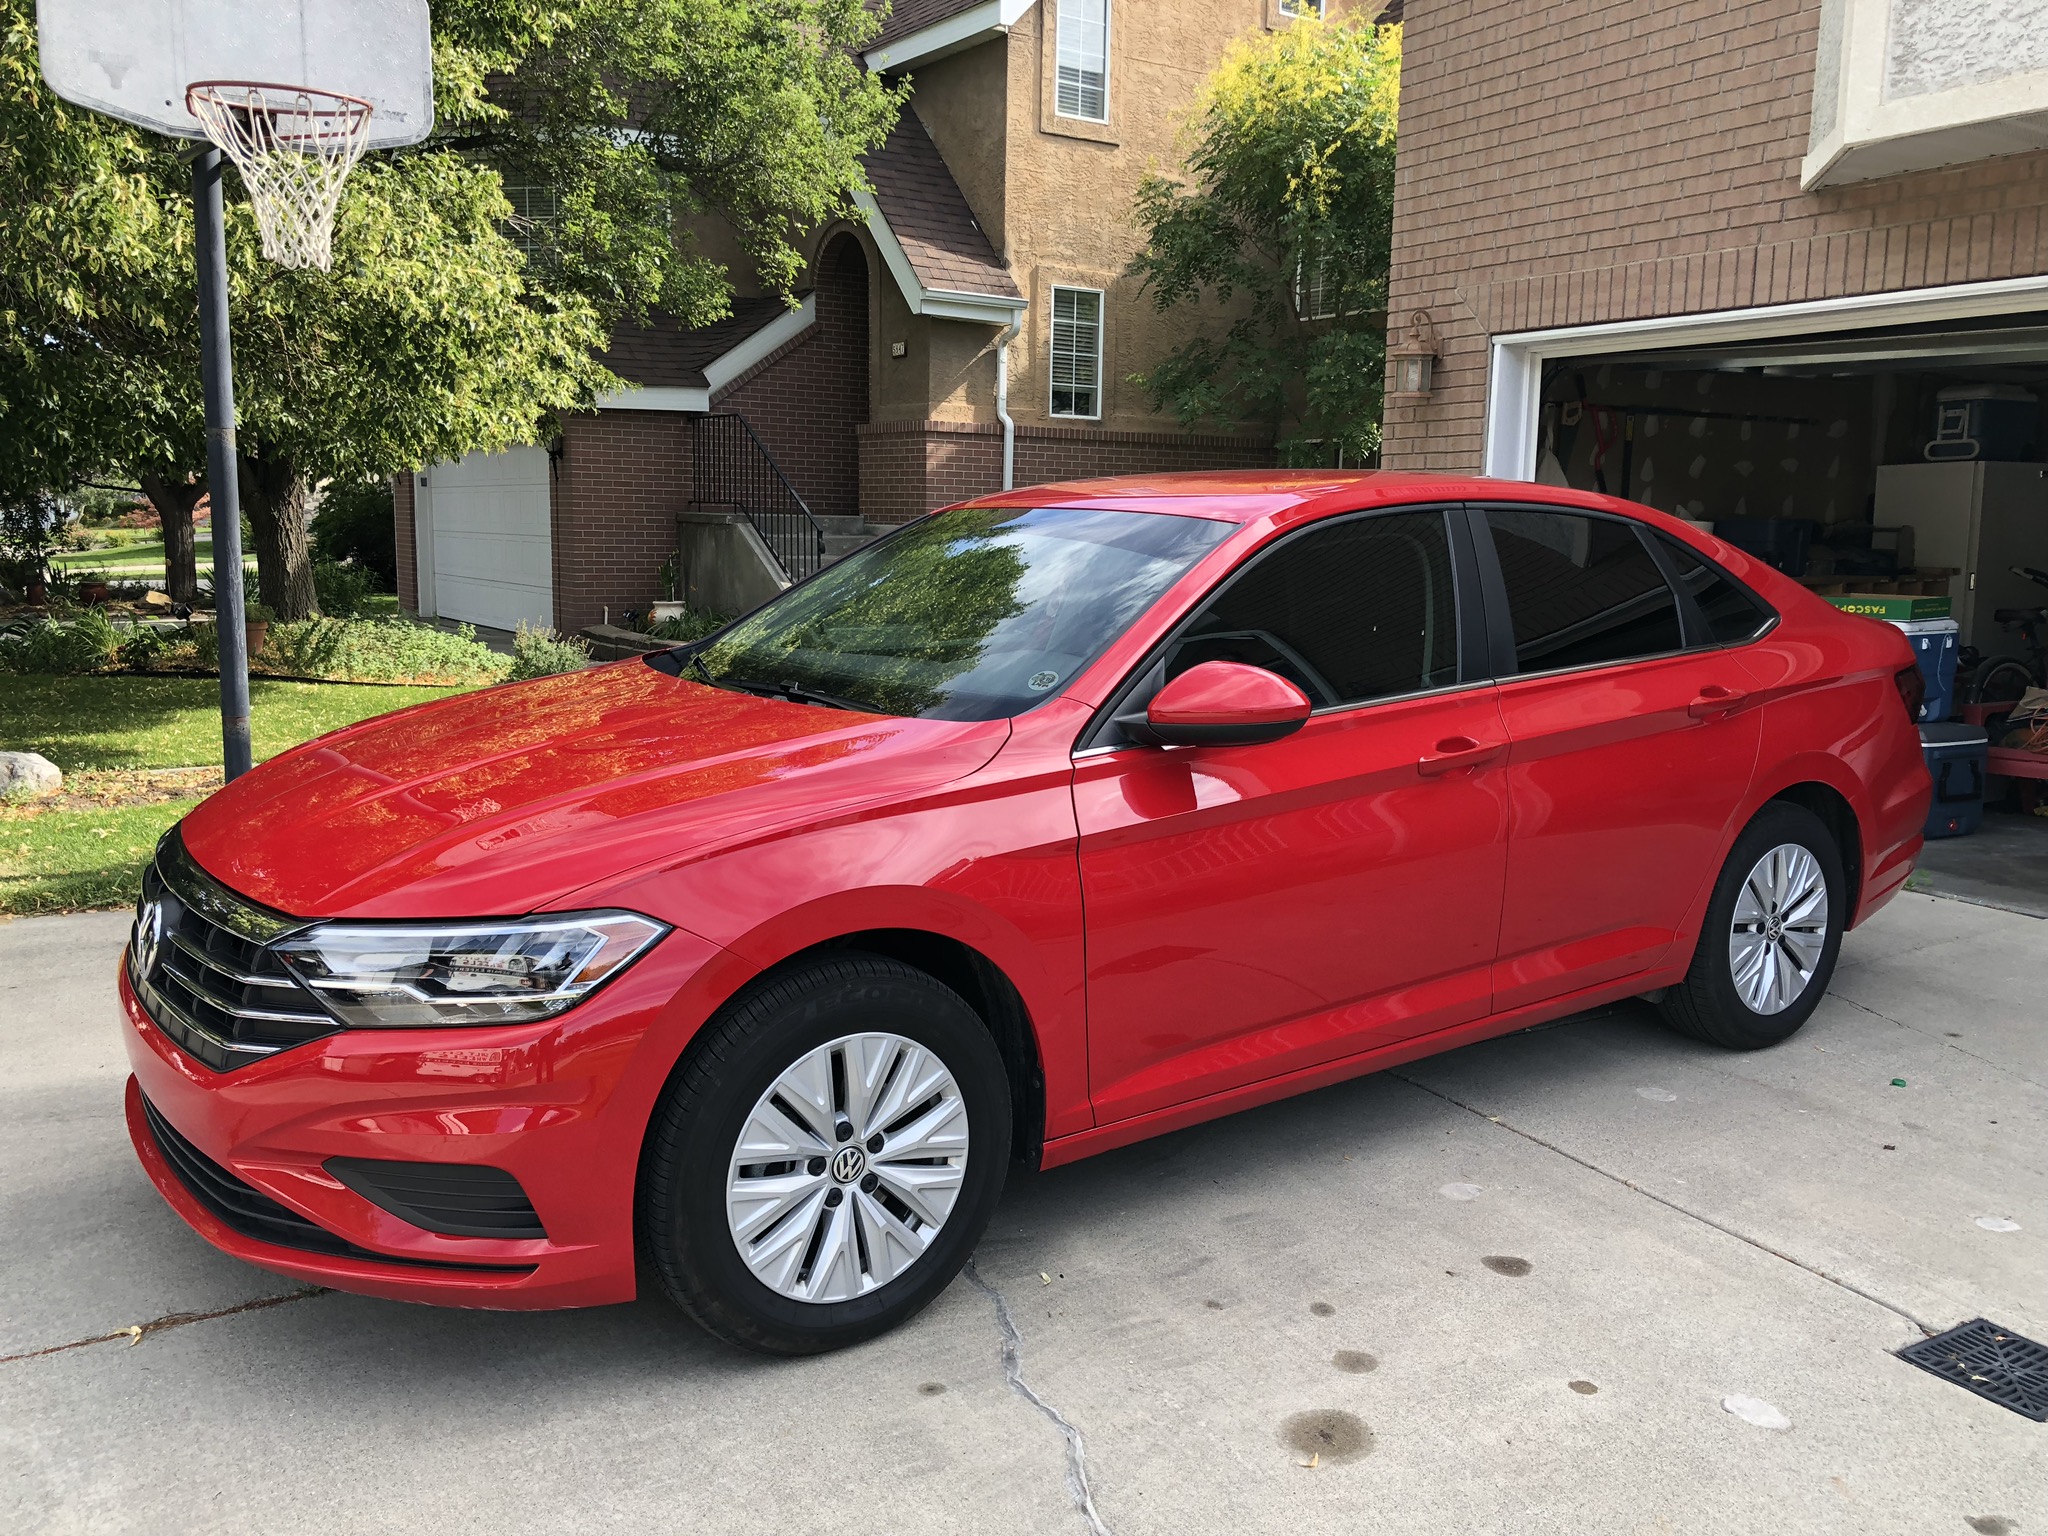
[1971,657,2039,707]
[1659,802,1847,1051]
[640,953,1011,1355]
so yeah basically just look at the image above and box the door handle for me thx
[1417,736,1505,777]
[1687,684,1751,719]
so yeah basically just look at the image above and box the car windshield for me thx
[686,505,1232,720]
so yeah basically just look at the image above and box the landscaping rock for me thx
[0,751,63,801]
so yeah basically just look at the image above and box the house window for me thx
[1295,258,1337,320]
[1055,0,1110,122]
[1279,0,1325,16]
[501,182,560,259]
[1050,287,1103,419]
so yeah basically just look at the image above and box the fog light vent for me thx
[326,1158,547,1240]
[1897,1318,2048,1422]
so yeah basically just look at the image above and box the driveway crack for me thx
[1834,994,2048,1091]
[0,1287,326,1366]
[962,1258,1112,1536]
[1389,1072,1940,1337]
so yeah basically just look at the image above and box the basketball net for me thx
[185,82,375,271]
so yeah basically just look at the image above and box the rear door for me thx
[1074,507,1510,1125]
[1474,505,1765,1011]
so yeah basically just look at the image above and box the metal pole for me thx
[191,147,252,780]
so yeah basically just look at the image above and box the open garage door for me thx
[1488,301,2048,916]
[416,447,554,632]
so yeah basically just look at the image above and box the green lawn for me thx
[52,537,254,573]
[0,799,193,915]
[4,675,465,771]
[1,674,472,915]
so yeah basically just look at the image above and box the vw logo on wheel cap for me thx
[831,1145,867,1184]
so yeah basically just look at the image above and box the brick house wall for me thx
[717,235,872,521]
[1381,0,2048,473]
[857,419,1275,524]
[551,413,692,633]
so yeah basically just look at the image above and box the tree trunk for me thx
[138,471,205,605]
[239,454,319,619]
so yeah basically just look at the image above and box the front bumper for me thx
[119,925,726,1310]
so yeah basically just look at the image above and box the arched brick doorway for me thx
[803,234,871,521]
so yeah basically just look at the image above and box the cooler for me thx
[1918,724,1988,839]
[1890,617,1960,723]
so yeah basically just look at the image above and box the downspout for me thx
[995,314,1021,490]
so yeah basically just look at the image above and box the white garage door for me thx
[417,447,553,632]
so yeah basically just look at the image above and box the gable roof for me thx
[603,296,797,389]
[871,0,988,51]
[859,112,1021,309]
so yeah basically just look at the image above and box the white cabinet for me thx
[1874,462,2048,656]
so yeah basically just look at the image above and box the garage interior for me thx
[1538,312,2048,918]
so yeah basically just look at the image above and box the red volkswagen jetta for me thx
[121,472,1930,1353]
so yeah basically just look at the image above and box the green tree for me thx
[1127,16,1401,465]
[0,0,903,618]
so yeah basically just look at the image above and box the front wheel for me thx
[640,954,1012,1355]
[1660,803,1846,1050]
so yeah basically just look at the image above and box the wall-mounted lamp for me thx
[1388,310,1439,401]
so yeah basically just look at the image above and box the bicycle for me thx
[1966,565,2048,706]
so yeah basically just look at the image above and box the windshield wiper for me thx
[717,674,868,712]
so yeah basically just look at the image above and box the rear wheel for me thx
[641,954,1011,1355]
[1660,803,1846,1050]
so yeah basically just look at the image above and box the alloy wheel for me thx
[724,1032,969,1304]
[1727,842,1830,1015]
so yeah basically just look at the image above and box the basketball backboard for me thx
[36,0,433,147]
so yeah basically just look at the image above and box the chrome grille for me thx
[128,831,336,1071]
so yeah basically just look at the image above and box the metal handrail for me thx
[688,413,828,582]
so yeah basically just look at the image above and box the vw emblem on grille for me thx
[831,1145,867,1184]
[133,898,166,980]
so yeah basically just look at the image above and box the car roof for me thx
[956,469,1656,526]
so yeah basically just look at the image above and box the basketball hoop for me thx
[185,81,375,270]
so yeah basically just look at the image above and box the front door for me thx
[1474,506,1764,1011]
[1076,508,1510,1126]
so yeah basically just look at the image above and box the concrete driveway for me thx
[4,894,2043,1535]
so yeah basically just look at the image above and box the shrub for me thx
[116,625,173,671]
[256,617,510,685]
[507,623,591,681]
[312,479,399,589]
[0,609,121,674]
[313,560,376,618]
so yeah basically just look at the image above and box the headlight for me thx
[273,912,669,1029]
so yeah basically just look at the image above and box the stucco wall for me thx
[1381,0,2048,476]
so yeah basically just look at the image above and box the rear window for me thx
[1656,534,1776,645]
[1485,508,1685,673]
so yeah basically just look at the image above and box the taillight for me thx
[1894,664,1925,722]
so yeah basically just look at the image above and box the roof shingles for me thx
[862,113,1020,300]
[869,0,990,52]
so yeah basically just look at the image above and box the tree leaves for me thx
[1126,17,1401,465]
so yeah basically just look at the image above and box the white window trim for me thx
[1049,284,1105,421]
[1481,271,2048,480]
[1053,0,1112,125]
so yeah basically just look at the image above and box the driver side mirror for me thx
[1120,660,1313,748]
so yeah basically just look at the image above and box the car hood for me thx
[177,659,1010,919]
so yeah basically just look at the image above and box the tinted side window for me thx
[1656,534,1775,645]
[1485,509,1684,674]
[1170,511,1459,707]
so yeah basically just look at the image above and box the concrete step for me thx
[810,515,870,536]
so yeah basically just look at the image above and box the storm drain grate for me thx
[1896,1319,2048,1422]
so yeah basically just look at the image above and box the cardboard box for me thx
[1823,592,1954,621]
